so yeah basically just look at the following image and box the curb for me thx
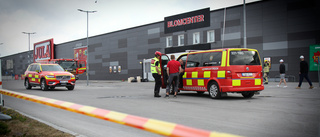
[0,89,241,137]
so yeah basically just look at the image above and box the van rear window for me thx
[229,51,261,65]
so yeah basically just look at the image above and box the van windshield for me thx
[41,65,65,71]
[229,51,261,65]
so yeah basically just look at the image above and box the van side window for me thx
[186,54,201,68]
[202,52,222,66]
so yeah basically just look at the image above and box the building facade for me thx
[1,0,320,82]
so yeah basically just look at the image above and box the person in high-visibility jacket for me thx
[263,60,270,84]
[151,51,162,97]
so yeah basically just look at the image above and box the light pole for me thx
[0,43,3,57]
[243,0,247,48]
[22,32,36,63]
[78,9,96,86]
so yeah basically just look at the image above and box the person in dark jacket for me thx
[296,55,313,89]
[277,59,287,88]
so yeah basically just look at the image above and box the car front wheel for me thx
[25,79,32,89]
[41,79,48,91]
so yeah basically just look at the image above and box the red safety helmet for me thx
[155,51,161,56]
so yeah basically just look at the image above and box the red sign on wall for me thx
[34,39,54,62]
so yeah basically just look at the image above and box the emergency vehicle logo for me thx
[210,55,213,61]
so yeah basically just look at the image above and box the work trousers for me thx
[152,73,162,95]
[166,73,179,94]
[298,73,313,87]
[178,72,184,88]
[264,72,269,82]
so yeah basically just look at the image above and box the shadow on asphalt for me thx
[176,92,260,100]
[27,88,73,92]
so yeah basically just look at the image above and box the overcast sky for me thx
[0,0,259,57]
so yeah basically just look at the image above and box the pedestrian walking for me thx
[165,55,181,98]
[151,51,162,97]
[277,59,287,88]
[296,55,313,89]
[263,60,270,84]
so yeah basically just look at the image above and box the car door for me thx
[176,54,188,89]
[28,65,37,84]
[159,54,170,88]
[34,64,41,84]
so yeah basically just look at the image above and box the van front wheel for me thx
[208,82,221,99]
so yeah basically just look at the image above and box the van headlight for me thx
[71,75,75,78]
[46,75,55,78]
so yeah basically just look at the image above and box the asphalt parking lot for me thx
[1,80,320,137]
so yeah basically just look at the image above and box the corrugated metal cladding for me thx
[1,0,319,81]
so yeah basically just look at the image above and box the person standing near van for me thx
[178,59,185,88]
[277,59,287,88]
[151,51,162,97]
[296,55,313,89]
[165,55,181,98]
[263,60,270,84]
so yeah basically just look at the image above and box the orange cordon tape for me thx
[0,89,241,137]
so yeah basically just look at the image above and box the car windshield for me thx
[229,50,261,65]
[59,61,77,70]
[41,65,65,71]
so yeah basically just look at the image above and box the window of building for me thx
[207,30,215,43]
[178,35,184,46]
[166,36,172,47]
[193,32,200,44]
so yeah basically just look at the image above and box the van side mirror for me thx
[35,70,40,73]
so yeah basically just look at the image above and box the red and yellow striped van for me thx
[160,48,264,98]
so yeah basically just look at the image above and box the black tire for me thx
[242,92,254,98]
[40,79,48,91]
[196,91,205,94]
[49,87,55,90]
[208,82,221,99]
[67,85,74,90]
[24,79,32,89]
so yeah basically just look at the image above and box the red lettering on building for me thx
[167,14,205,28]
[33,38,54,62]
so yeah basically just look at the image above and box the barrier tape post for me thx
[0,88,241,137]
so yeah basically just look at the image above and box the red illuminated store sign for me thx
[164,8,210,34]
[167,15,205,28]
[33,38,54,62]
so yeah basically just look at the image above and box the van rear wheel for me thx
[242,92,254,98]
[208,82,221,99]
[67,85,74,90]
